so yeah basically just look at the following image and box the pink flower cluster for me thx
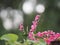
[28,32,35,40]
[19,15,40,32]
[19,15,60,45]
[28,15,40,40]
[29,30,60,45]
[36,30,56,44]
[42,30,60,45]
[30,15,40,32]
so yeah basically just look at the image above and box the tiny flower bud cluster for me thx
[30,15,40,32]
[28,15,40,40]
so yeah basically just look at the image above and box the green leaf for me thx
[39,39,46,45]
[0,34,18,42]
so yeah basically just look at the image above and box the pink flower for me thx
[44,38,51,45]
[19,24,24,31]
[30,25,36,32]
[35,15,40,21]
[32,21,38,26]
[30,15,40,32]
[31,25,36,30]
[28,32,35,40]
[55,33,60,38]
[42,31,48,34]
[36,32,43,37]
[47,30,55,35]
[49,35,55,41]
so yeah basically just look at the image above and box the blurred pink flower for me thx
[44,38,51,45]
[19,24,24,31]
[35,15,40,21]
[28,32,35,40]
[55,33,60,38]
[30,15,40,32]
[30,25,36,32]
[47,30,55,35]
[36,32,43,37]
[32,21,38,25]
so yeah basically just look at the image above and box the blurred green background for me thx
[0,0,60,45]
